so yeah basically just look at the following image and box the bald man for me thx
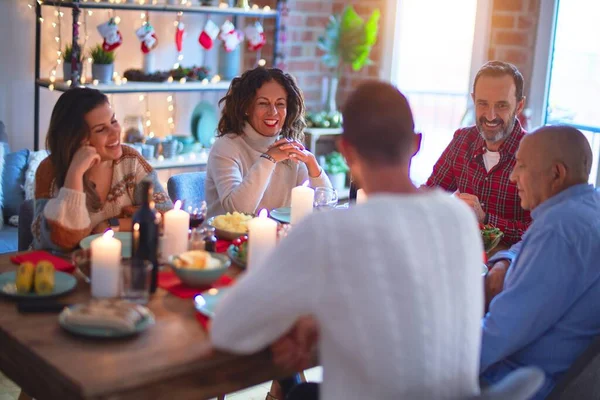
[480,125,600,399]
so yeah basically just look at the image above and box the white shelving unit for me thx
[33,0,284,150]
[304,127,343,152]
[38,79,232,94]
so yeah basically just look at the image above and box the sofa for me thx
[0,122,48,254]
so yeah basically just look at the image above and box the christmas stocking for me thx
[219,20,244,52]
[245,21,266,51]
[136,24,158,54]
[97,19,122,52]
[175,21,185,52]
[198,19,219,50]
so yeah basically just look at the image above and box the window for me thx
[381,0,491,184]
[530,0,600,186]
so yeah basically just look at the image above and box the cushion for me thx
[0,144,4,229]
[24,150,49,200]
[2,149,29,220]
[0,225,18,254]
[0,121,8,143]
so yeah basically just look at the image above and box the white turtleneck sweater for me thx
[205,124,332,218]
[211,191,484,400]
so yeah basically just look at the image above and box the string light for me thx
[80,8,90,80]
[48,1,62,82]
[144,95,152,136]
[167,94,176,134]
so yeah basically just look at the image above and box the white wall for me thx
[0,1,250,151]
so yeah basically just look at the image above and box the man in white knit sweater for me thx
[211,81,484,399]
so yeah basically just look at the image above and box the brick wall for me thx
[488,0,541,98]
[249,0,541,110]
[247,0,385,112]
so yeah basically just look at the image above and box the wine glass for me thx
[188,201,208,229]
[313,187,338,211]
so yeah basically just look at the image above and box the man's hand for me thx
[485,260,510,310]
[457,193,486,223]
[270,316,319,372]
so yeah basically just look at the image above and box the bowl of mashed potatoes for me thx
[206,212,254,240]
[168,250,231,287]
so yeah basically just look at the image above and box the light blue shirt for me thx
[481,184,600,399]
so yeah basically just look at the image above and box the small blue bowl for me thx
[168,252,231,287]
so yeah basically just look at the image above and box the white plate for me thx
[59,303,155,338]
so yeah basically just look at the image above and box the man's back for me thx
[212,190,484,399]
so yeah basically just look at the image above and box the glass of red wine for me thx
[188,201,207,229]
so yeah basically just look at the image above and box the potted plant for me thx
[62,43,83,81]
[317,5,380,113]
[324,151,349,191]
[90,44,115,84]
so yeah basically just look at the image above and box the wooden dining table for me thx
[0,252,290,400]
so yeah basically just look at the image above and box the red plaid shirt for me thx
[425,122,531,245]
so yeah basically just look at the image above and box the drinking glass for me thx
[313,187,338,211]
[121,260,152,304]
[188,201,207,229]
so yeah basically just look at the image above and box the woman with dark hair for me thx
[205,67,331,217]
[32,87,172,251]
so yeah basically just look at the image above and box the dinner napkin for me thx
[215,239,231,254]
[157,270,233,299]
[195,312,211,331]
[61,299,149,333]
[11,251,75,274]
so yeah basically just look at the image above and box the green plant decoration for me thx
[317,5,381,76]
[324,151,349,175]
[90,44,115,65]
[62,43,83,63]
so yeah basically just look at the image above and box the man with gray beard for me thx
[425,61,531,297]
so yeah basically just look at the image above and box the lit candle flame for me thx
[103,229,115,239]
[302,180,309,187]
[258,209,268,218]
[174,200,182,211]
[133,223,140,231]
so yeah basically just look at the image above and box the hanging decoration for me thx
[199,18,219,50]
[136,22,159,54]
[219,20,244,53]
[97,18,123,52]
[173,11,185,69]
[245,20,266,52]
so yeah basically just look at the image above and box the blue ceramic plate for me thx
[194,287,230,319]
[190,100,218,148]
[58,304,155,338]
[0,271,77,299]
[79,232,132,258]
[227,245,247,269]
[270,207,291,224]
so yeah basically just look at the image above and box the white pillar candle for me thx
[91,230,122,298]
[247,209,278,270]
[357,189,368,204]
[290,181,314,225]
[163,200,190,258]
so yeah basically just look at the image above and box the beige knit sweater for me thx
[205,124,332,217]
[33,145,173,251]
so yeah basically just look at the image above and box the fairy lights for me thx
[167,94,176,134]
[49,1,62,82]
